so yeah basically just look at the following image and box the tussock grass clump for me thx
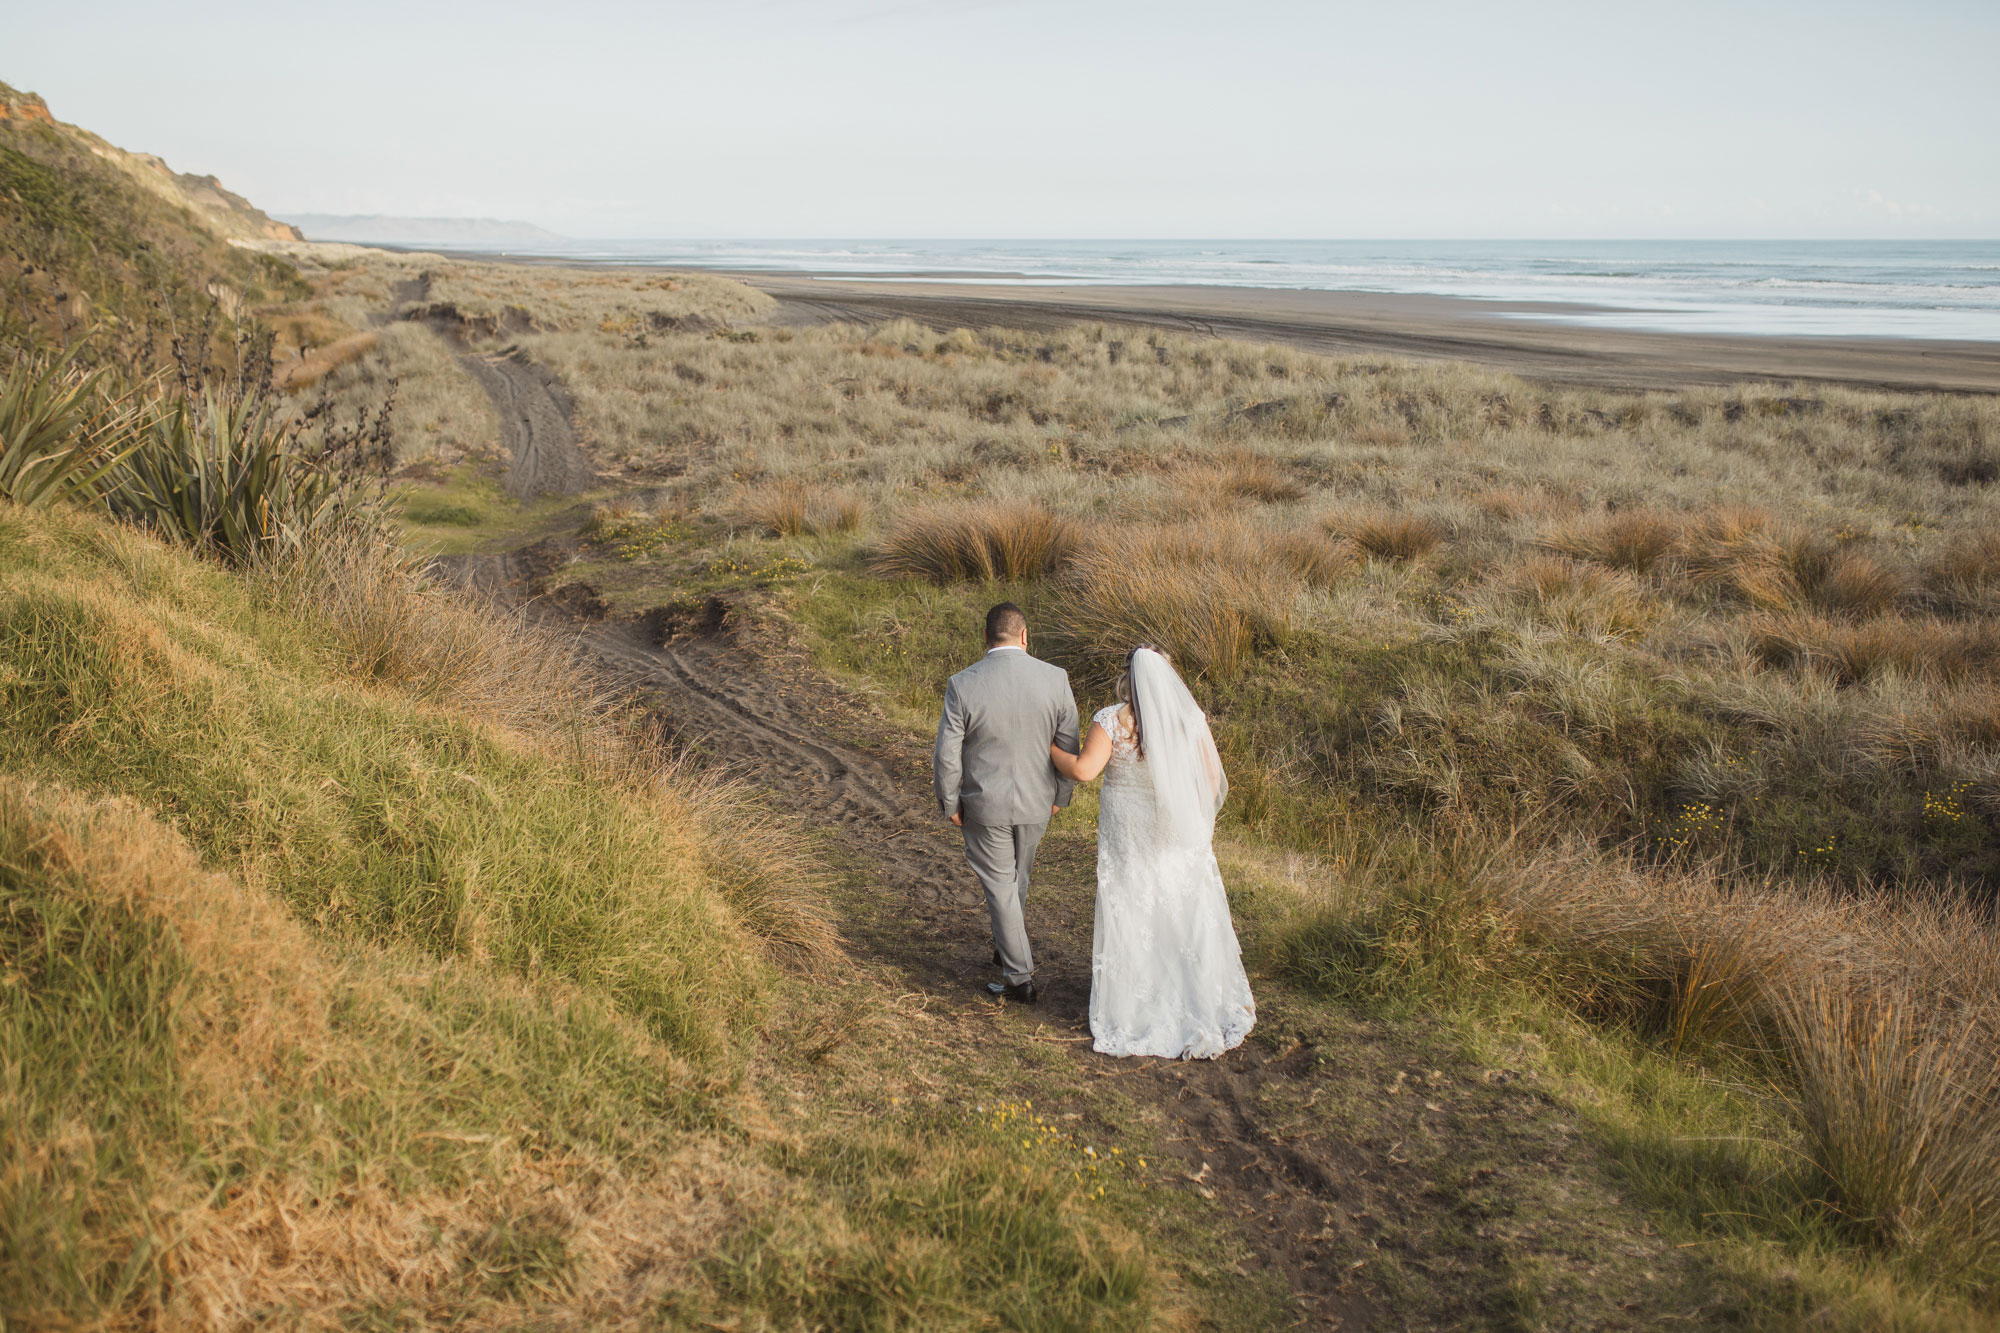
[1331,510,1447,563]
[1924,530,2000,616]
[732,478,866,537]
[873,501,1079,583]
[1541,509,1682,574]
[1178,449,1305,504]
[1474,487,1581,522]
[1675,508,1907,617]
[1749,613,1999,685]
[1048,520,1300,681]
[1777,983,2000,1273]
[1269,528,1357,586]
[1487,555,1656,640]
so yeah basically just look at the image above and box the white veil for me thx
[1129,648,1228,847]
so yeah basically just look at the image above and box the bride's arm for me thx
[1052,722,1112,782]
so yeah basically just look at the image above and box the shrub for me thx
[1540,509,1681,574]
[873,502,1079,583]
[1330,510,1446,562]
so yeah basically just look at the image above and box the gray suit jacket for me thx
[934,648,1080,826]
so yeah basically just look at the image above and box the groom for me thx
[933,603,1080,1003]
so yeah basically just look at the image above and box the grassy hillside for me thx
[0,503,1214,1328]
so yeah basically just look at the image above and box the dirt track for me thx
[431,575,1703,1329]
[392,271,596,501]
[591,608,1385,1325]
[459,348,596,501]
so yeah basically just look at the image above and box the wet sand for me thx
[741,274,2000,395]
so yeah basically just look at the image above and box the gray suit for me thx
[934,647,1080,984]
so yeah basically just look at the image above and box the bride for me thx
[1050,646,1255,1059]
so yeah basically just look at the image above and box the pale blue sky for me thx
[11,0,1998,237]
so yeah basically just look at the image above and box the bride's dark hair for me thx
[1115,644,1166,758]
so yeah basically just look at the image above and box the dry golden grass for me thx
[1268,527,1357,586]
[731,479,866,538]
[1177,449,1305,504]
[1331,510,1448,563]
[272,329,378,393]
[872,502,1079,583]
[1474,487,1582,522]
[1749,613,1999,685]
[1924,529,2000,616]
[1405,840,2000,1275]
[254,533,613,745]
[1540,508,1682,574]
[1047,520,1301,681]
[1777,982,2000,1272]
[1486,555,1657,640]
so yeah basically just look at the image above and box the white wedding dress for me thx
[1088,699,1256,1060]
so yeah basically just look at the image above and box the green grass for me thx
[391,463,606,556]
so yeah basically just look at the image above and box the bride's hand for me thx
[1049,742,1074,778]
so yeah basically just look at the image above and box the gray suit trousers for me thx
[962,819,1048,985]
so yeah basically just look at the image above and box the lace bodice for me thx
[1094,704,1147,790]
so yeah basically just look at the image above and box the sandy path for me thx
[457,348,595,501]
[391,270,596,501]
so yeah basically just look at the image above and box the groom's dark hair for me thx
[984,602,1027,646]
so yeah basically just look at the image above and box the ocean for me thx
[453,238,2000,343]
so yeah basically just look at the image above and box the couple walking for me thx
[933,603,1255,1060]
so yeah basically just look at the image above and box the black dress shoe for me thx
[986,979,1039,1003]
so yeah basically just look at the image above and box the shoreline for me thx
[742,274,2000,395]
[359,244,2000,393]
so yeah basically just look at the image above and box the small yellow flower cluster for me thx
[705,553,811,582]
[590,516,688,562]
[1659,800,1724,852]
[976,1099,1143,1200]
[1797,832,1840,866]
[1924,780,1975,826]
[1414,589,1477,625]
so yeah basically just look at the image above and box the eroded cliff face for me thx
[0,89,54,123]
